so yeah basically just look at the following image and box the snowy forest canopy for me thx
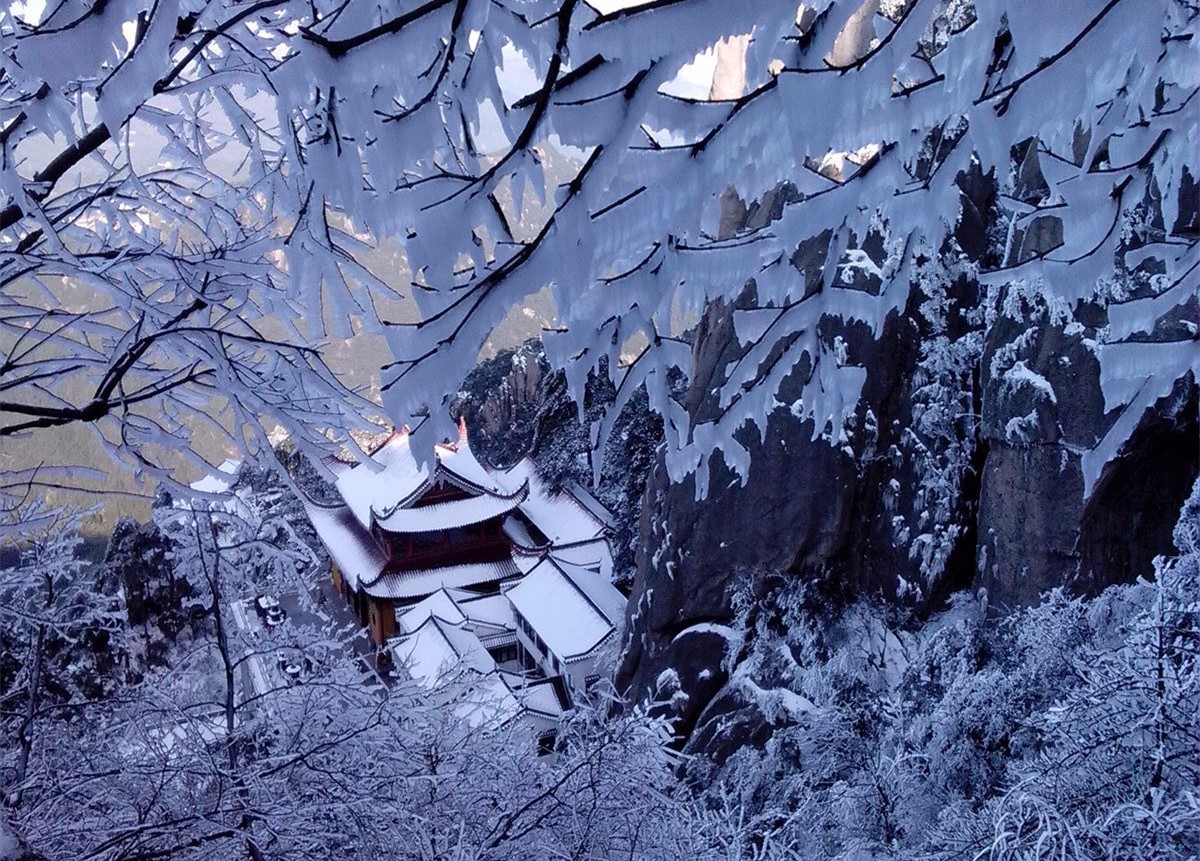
[1,0,1199,859]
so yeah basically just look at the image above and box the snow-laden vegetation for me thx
[1,0,1194,504]
[1,1,1196,858]
[4,466,1198,860]
[685,477,1200,860]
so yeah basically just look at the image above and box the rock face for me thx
[616,283,951,741]
[452,341,546,468]
[616,174,1199,753]
[618,399,859,738]
[453,340,664,586]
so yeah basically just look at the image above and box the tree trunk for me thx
[5,627,44,808]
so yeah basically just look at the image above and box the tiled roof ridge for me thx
[372,476,529,525]
[360,556,520,590]
[296,489,350,513]
[542,555,621,627]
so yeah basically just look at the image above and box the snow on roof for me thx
[445,586,485,602]
[478,629,518,651]
[547,542,612,574]
[510,546,545,575]
[554,558,627,628]
[363,558,520,600]
[501,674,568,718]
[333,423,536,534]
[453,673,524,728]
[396,588,513,639]
[507,557,626,662]
[563,480,616,529]
[373,480,528,533]
[310,424,616,610]
[391,616,495,687]
[391,617,527,728]
[440,620,498,672]
[335,430,430,529]
[436,434,507,496]
[499,459,610,548]
[501,514,539,549]
[321,453,352,477]
[302,498,387,591]
[457,592,516,630]
[398,588,467,632]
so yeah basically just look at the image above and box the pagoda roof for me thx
[456,592,516,630]
[391,616,572,729]
[506,556,626,663]
[500,672,569,719]
[301,497,387,591]
[547,542,613,572]
[361,558,520,600]
[305,421,616,622]
[498,459,611,549]
[398,588,468,632]
[398,587,517,640]
[390,618,529,728]
[434,427,508,497]
[333,423,518,531]
[561,480,616,530]
[374,479,528,533]
[392,615,496,687]
[334,430,430,529]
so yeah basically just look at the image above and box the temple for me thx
[302,419,624,726]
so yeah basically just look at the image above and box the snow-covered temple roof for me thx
[392,615,496,687]
[498,459,611,550]
[398,588,469,631]
[333,429,430,528]
[434,422,509,496]
[390,617,567,728]
[396,586,517,630]
[373,480,528,533]
[500,672,568,720]
[302,498,387,590]
[333,421,517,531]
[302,419,620,697]
[302,421,626,735]
[363,559,520,600]
[506,557,626,663]
[562,480,616,530]
[455,592,515,630]
[173,458,251,518]
[305,421,613,591]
